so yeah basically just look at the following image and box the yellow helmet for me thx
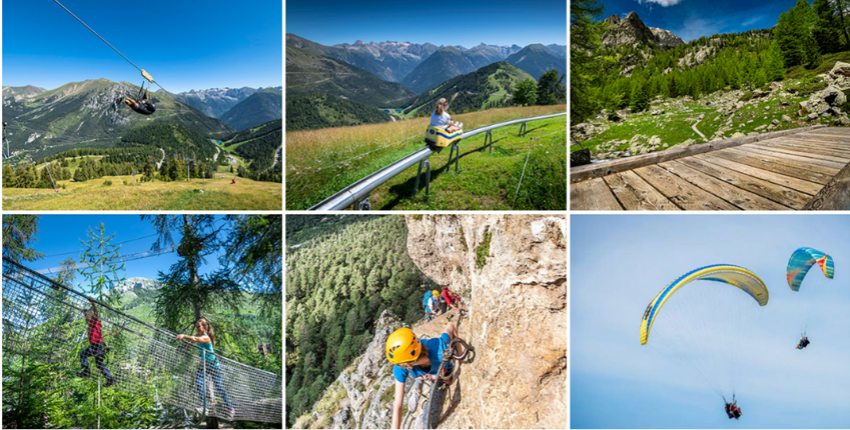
[386,328,422,364]
[432,290,440,297]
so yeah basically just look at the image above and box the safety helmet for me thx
[432,290,439,297]
[386,328,422,364]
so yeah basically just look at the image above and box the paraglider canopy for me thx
[787,247,834,292]
[640,264,769,345]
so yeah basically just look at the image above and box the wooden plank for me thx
[632,165,739,210]
[570,177,622,210]
[747,143,850,163]
[774,136,850,147]
[736,145,848,169]
[659,160,789,210]
[759,141,850,159]
[766,140,850,154]
[676,157,812,209]
[713,148,836,184]
[802,129,850,137]
[570,125,827,183]
[603,170,679,211]
[804,161,850,210]
[695,153,823,195]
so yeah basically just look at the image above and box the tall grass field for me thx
[286,105,567,210]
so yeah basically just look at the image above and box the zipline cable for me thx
[52,0,173,96]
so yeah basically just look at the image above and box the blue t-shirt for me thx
[393,333,454,383]
[197,341,219,367]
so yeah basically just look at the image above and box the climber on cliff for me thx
[441,287,463,312]
[423,290,440,321]
[386,322,458,429]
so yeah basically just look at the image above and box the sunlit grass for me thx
[286,105,566,209]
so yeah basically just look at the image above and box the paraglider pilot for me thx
[797,335,810,350]
[724,399,742,420]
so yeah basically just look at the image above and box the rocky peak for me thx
[602,11,684,50]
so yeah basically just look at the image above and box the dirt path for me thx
[214,146,221,162]
[692,118,707,141]
[156,148,166,169]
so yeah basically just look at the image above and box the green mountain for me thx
[2,79,234,162]
[221,119,282,182]
[506,44,567,80]
[286,45,416,107]
[403,62,533,116]
[220,88,283,131]
[401,46,499,93]
[286,93,393,131]
[118,122,220,161]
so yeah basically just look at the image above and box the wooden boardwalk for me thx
[571,127,850,210]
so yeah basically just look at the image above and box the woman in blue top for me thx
[385,322,458,429]
[176,318,234,419]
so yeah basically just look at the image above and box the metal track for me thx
[308,112,566,211]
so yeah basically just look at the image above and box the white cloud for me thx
[637,0,685,6]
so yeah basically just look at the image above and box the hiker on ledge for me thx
[431,98,462,133]
[78,296,115,387]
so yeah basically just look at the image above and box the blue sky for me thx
[571,214,850,429]
[599,0,799,41]
[3,0,282,93]
[286,0,567,48]
[23,215,230,292]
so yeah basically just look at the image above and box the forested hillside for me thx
[285,94,393,131]
[222,119,282,182]
[285,215,432,426]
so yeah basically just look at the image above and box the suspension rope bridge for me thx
[2,257,282,424]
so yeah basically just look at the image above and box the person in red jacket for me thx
[441,287,463,312]
[78,297,115,387]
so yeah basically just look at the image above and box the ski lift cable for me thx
[52,0,173,96]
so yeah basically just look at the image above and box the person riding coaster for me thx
[119,81,156,115]
[424,98,463,153]
[796,335,811,350]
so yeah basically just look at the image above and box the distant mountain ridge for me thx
[288,34,565,91]
[506,44,567,80]
[220,88,283,131]
[113,277,161,294]
[286,44,416,106]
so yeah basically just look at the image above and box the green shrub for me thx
[102,179,113,186]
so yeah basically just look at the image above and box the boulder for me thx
[808,113,820,121]
[820,85,847,107]
[771,119,780,125]
[831,61,850,77]
[731,132,746,138]
[782,115,792,122]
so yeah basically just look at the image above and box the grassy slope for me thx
[3,173,281,210]
[286,105,566,210]
[575,52,850,155]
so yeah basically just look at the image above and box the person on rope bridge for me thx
[430,98,463,133]
[119,83,156,115]
[797,335,811,350]
[441,287,463,313]
[175,318,235,420]
[386,322,458,430]
[724,399,742,420]
[423,290,440,321]
[78,297,115,387]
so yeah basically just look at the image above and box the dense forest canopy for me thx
[285,215,437,426]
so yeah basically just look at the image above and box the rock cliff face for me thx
[602,12,684,50]
[292,215,567,429]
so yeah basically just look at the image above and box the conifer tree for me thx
[813,0,844,53]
